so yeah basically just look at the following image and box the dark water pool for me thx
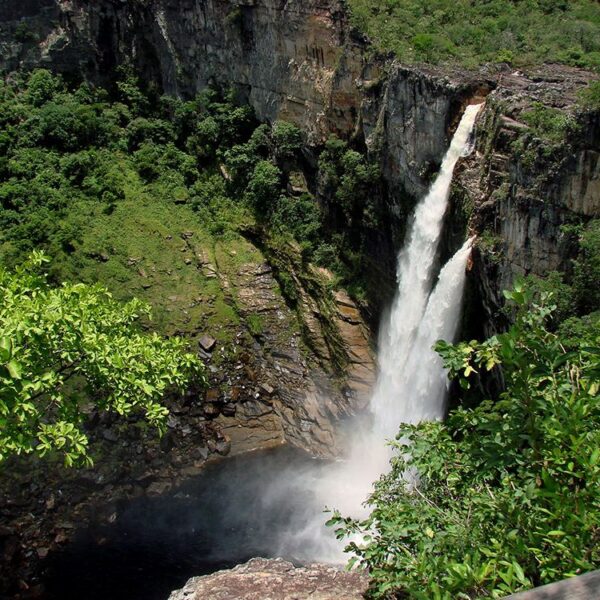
[43,446,334,600]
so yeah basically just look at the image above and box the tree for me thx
[329,282,600,599]
[0,253,204,466]
[245,160,281,214]
[272,120,303,161]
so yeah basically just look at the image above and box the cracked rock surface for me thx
[168,557,369,600]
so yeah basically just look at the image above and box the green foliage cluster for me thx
[578,80,600,109]
[0,253,203,466]
[314,136,385,298]
[0,69,386,306]
[330,283,600,598]
[520,102,578,143]
[347,0,600,69]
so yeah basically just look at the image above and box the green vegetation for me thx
[0,68,387,386]
[521,102,578,143]
[578,80,600,108]
[0,253,203,466]
[347,0,600,69]
[330,282,600,598]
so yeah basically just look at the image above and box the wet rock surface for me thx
[450,66,600,335]
[168,558,369,600]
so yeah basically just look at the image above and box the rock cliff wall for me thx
[452,67,600,334]
[0,0,484,206]
[1,0,597,377]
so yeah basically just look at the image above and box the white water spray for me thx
[372,102,483,436]
[277,104,483,563]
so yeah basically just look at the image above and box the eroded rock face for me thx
[168,557,369,600]
[0,0,483,200]
[451,66,600,334]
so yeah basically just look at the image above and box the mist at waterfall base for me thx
[44,447,336,600]
[275,102,485,561]
[44,104,482,598]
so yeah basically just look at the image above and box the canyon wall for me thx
[0,2,598,596]
[1,0,598,355]
[0,0,598,370]
[0,0,482,215]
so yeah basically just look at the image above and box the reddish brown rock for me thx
[168,558,369,600]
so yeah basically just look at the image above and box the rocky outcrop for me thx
[168,557,369,600]
[451,66,600,334]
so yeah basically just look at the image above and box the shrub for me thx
[25,69,62,107]
[245,161,281,213]
[521,102,576,143]
[330,283,600,598]
[272,121,303,161]
[578,80,600,110]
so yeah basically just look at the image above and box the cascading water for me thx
[372,103,483,436]
[44,105,486,598]
[278,103,485,564]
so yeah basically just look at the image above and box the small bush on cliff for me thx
[578,81,600,110]
[521,103,577,143]
[0,253,204,466]
[329,282,600,598]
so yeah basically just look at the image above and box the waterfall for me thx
[278,103,483,563]
[371,103,483,436]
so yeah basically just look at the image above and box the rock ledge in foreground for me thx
[168,557,369,600]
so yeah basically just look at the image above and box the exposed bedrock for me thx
[452,67,600,336]
[168,557,369,600]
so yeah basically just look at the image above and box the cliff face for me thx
[0,0,597,336]
[0,0,485,197]
[453,67,600,334]
[0,3,598,596]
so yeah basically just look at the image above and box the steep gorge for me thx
[1,0,597,327]
[0,1,599,598]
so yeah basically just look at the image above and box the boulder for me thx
[168,557,369,600]
[199,335,217,352]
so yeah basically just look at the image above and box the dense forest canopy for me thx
[0,69,387,308]
[347,0,600,69]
